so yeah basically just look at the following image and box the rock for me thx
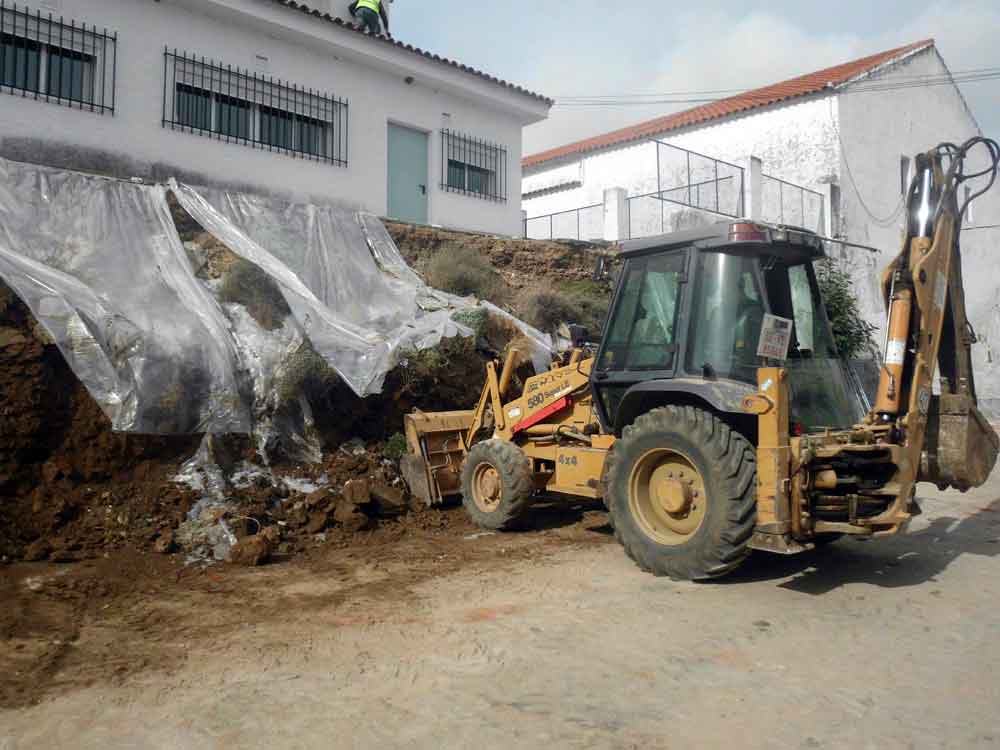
[304,511,329,535]
[343,478,371,506]
[333,500,371,534]
[23,539,52,562]
[305,489,332,510]
[260,525,281,544]
[341,437,368,457]
[226,533,273,567]
[153,529,177,554]
[50,548,82,564]
[371,482,407,517]
[0,328,28,349]
[286,503,309,529]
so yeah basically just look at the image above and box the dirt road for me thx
[3,476,999,750]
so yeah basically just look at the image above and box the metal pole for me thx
[715,160,720,213]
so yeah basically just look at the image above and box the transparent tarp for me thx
[0,159,249,434]
[0,158,554,440]
[171,183,553,388]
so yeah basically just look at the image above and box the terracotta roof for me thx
[523,39,935,169]
[269,1,553,105]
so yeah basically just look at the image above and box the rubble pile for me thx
[1,208,610,565]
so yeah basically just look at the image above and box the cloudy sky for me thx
[392,0,1000,156]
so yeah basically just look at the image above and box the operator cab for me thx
[593,221,866,434]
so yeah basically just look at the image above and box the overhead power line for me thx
[552,66,1000,107]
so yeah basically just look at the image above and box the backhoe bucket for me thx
[402,411,475,506]
[920,395,1000,492]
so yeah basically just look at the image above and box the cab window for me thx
[686,252,765,381]
[600,253,685,372]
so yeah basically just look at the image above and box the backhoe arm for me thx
[872,138,1000,496]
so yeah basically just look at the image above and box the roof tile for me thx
[269,0,553,105]
[523,39,934,168]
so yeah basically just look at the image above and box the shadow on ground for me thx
[720,499,1000,594]
[519,497,613,536]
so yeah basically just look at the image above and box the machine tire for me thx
[461,440,534,530]
[606,405,756,581]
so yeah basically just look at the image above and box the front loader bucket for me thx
[402,410,475,506]
[920,395,1000,492]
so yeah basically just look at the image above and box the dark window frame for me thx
[440,129,507,202]
[0,3,117,114]
[163,48,349,167]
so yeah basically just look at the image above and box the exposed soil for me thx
[0,214,620,710]
[0,498,613,709]
[386,222,617,296]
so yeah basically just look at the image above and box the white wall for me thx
[837,48,1000,410]
[523,95,841,238]
[0,0,546,235]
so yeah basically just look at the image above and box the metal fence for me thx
[761,174,824,232]
[0,1,117,114]
[163,48,349,167]
[524,203,603,241]
[626,141,744,240]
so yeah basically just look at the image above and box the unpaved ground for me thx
[2,474,999,750]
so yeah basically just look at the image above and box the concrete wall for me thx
[836,48,1000,409]
[0,0,546,235]
[522,95,841,238]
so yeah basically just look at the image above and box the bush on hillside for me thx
[516,279,611,337]
[424,244,506,301]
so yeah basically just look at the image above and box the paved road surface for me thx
[3,474,999,749]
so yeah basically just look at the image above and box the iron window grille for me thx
[163,49,349,167]
[441,129,507,202]
[0,1,116,114]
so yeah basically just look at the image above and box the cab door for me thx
[592,250,689,430]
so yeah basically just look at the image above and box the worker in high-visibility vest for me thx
[349,0,390,36]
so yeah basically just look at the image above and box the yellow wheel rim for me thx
[628,448,707,546]
[472,463,502,513]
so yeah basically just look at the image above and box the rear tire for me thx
[461,440,534,530]
[606,406,756,580]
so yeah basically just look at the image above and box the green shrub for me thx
[383,432,408,461]
[516,279,611,336]
[425,244,506,301]
[815,258,878,359]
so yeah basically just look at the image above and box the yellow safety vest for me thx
[356,0,381,13]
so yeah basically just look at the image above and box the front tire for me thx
[461,440,534,530]
[606,406,756,580]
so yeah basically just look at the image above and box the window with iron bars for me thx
[441,129,507,202]
[163,49,348,167]
[0,1,117,113]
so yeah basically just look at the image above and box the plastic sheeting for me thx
[0,159,249,434]
[171,182,553,392]
[0,157,555,439]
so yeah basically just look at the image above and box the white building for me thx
[0,0,551,236]
[523,39,1000,410]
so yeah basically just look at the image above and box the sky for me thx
[390,0,1000,156]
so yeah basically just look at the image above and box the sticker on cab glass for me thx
[757,314,793,360]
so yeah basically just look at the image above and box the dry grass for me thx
[424,244,507,301]
[515,279,611,337]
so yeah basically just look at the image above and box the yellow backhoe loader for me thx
[402,138,1000,580]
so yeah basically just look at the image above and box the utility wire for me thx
[554,65,1000,101]
[553,68,1000,107]
[827,99,906,228]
